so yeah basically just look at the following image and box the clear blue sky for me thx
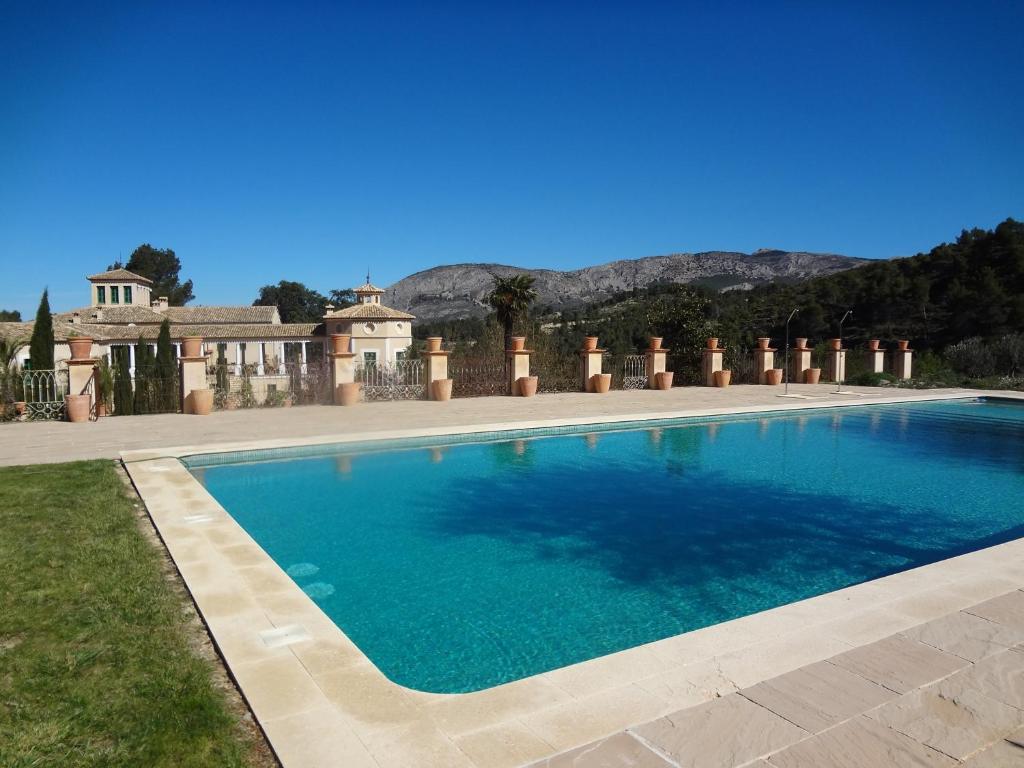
[2,1,1022,315]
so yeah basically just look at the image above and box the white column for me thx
[301,341,308,374]
[128,344,136,378]
[174,343,181,358]
[235,343,242,375]
[278,342,285,374]
[257,342,265,375]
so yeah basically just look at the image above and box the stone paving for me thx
[527,591,1024,768]
[0,384,986,466]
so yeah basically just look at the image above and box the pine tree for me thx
[28,289,54,370]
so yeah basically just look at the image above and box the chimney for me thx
[152,296,169,310]
[93,309,104,322]
[72,311,81,324]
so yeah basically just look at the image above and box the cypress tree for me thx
[134,337,153,413]
[113,347,134,416]
[28,289,54,370]
[155,319,176,411]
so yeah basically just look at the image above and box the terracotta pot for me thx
[830,338,842,350]
[510,336,526,352]
[181,336,204,358]
[591,373,612,393]
[337,382,361,406]
[426,337,443,353]
[867,339,880,351]
[190,388,214,415]
[431,378,453,401]
[714,369,731,388]
[765,368,784,386]
[898,340,910,351]
[65,394,91,422]
[757,337,771,350]
[794,337,808,349]
[804,368,822,384]
[583,336,599,351]
[14,401,26,415]
[649,337,663,351]
[517,375,538,397]
[67,337,93,361]
[655,371,674,390]
[707,337,719,350]
[330,334,351,355]
[95,402,107,418]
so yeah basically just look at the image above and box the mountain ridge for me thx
[384,250,869,320]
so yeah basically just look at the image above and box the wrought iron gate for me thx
[620,354,647,389]
[355,360,425,401]
[22,369,69,420]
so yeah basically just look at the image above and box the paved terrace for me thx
[0,383,992,467]
[530,590,1024,767]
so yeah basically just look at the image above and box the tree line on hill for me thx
[417,219,1024,386]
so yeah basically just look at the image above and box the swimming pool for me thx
[187,397,1024,693]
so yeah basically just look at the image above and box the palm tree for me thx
[0,333,26,406]
[487,274,538,351]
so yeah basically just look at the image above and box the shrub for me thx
[848,371,896,387]
[945,337,996,378]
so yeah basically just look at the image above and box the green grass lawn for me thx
[0,460,272,768]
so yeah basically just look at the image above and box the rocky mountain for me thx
[384,250,868,321]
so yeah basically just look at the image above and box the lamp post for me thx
[836,310,853,393]
[784,309,799,395]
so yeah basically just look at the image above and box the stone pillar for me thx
[579,343,604,392]
[507,347,532,395]
[867,341,885,374]
[790,343,812,383]
[645,345,669,389]
[754,340,775,384]
[180,355,209,414]
[892,342,913,380]
[67,359,97,411]
[702,343,724,386]
[423,346,450,400]
[827,341,846,383]
[330,349,356,402]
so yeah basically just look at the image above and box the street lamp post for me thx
[836,309,853,392]
[784,309,799,395]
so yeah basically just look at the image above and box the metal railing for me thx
[355,360,425,401]
[22,369,69,420]
[450,358,506,397]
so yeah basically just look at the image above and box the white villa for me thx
[1,269,415,375]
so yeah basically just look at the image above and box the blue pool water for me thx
[188,398,1024,693]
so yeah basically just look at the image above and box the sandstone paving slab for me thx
[940,649,1024,710]
[967,591,1024,632]
[961,733,1024,767]
[453,720,556,768]
[741,660,896,733]
[904,610,1024,662]
[632,693,808,768]
[766,715,957,767]
[866,680,1024,760]
[523,732,675,768]
[828,634,969,694]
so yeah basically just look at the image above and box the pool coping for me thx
[122,389,1024,768]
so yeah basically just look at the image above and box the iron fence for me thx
[22,369,68,420]
[533,354,579,393]
[207,362,331,409]
[355,360,425,401]
[450,358,507,398]
[605,353,647,389]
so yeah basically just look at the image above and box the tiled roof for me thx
[2,320,322,344]
[353,282,385,294]
[325,303,415,320]
[87,268,153,284]
[57,306,167,324]
[159,305,281,324]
